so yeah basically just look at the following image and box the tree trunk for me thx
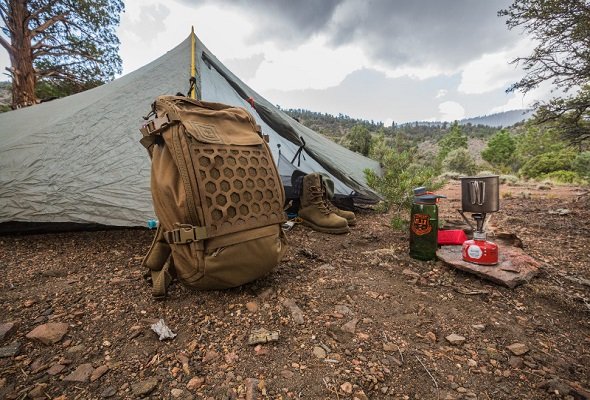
[8,0,37,109]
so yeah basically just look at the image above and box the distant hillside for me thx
[460,109,533,127]
[282,107,516,143]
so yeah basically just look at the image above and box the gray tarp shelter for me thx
[0,33,381,230]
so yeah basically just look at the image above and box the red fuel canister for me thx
[461,231,498,265]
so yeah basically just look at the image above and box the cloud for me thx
[224,53,265,81]
[458,39,535,94]
[174,0,518,73]
[436,89,448,99]
[438,101,466,121]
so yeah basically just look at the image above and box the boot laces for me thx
[309,186,331,215]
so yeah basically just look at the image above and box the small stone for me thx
[63,363,94,382]
[283,298,305,325]
[472,324,486,331]
[383,342,397,352]
[467,359,477,367]
[66,344,85,353]
[28,383,48,399]
[171,388,185,398]
[245,378,260,400]
[341,319,359,334]
[202,350,219,363]
[90,365,109,382]
[335,305,352,315]
[248,328,279,345]
[280,370,294,379]
[507,342,529,356]
[313,346,327,359]
[246,302,259,312]
[186,376,205,391]
[341,382,353,394]
[24,299,36,307]
[445,334,466,345]
[47,364,66,375]
[426,331,437,342]
[456,387,467,393]
[508,356,524,368]
[0,341,21,358]
[101,386,117,398]
[0,322,17,341]
[131,378,159,397]
[26,323,69,345]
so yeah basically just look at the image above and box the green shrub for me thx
[365,148,443,228]
[442,148,477,175]
[572,151,590,180]
[481,129,516,168]
[519,149,577,178]
[541,170,585,184]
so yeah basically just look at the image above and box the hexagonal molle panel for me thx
[214,155,223,167]
[259,168,268,177]
[204,149,214,155]
[210,168,220,179]
[199,156,211,167]
[212,209,223,221]
[252,203,260,213]
[216,194,227,206]
[237,167,246,178]
[227,206,236,218]
[206,197,213,207]
[265,189,274,199]
[234,179,243,190]
[256,178,265,188]
[254,190,263,201]
[223,168,234,178]
[239,205,248,216]
[250,157,260,166]
[263,202,271,212]
[227,156,237,166]
[261,157,269,166]
[230,193,240,203]
[205,182,217,194]
[238,156,248,166]
[266,177,275,187]
[220,180,230,192]
[248,167,257,177]
[244,191,252,202]
[246,179,255,189]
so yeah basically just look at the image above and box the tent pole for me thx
[190,26,196,99]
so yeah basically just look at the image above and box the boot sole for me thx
[300,219,350,234]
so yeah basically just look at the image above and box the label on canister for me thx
[411,213,432,235]
[467,245,483,259]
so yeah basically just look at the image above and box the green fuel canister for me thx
[409,187,446,261]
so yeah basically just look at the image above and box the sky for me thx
[1,0,551,124]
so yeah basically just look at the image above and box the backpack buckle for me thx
[166,224,208,244]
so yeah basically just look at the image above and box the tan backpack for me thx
[139,96,287,298]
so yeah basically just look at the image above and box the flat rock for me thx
[282,298,305,325]
[245,301,259,313]
[341,318,359,334]
[63,363,94,382]
[47,364,66,375]
[445,334,466,345]
[186,376,205,391]
[437,245,540,288]
[313,346,327,359]
[507,342,529,356]
[0,322,17,341]
[26,323,69,345]
[100,386,117,398]
[90,365,109,382]
[131,377,159,397]
[0,341,21,357]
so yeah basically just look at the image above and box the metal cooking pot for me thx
[460,175,500,213]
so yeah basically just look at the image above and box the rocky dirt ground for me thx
[0,181,589,400]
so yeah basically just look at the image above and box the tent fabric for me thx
[0,34,381,229]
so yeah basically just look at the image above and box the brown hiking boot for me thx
[326,201,356,226]
[298,173,349,234]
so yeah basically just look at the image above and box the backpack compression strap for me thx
[142,224,174,299]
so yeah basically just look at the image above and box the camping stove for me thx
[458,176,500,266]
